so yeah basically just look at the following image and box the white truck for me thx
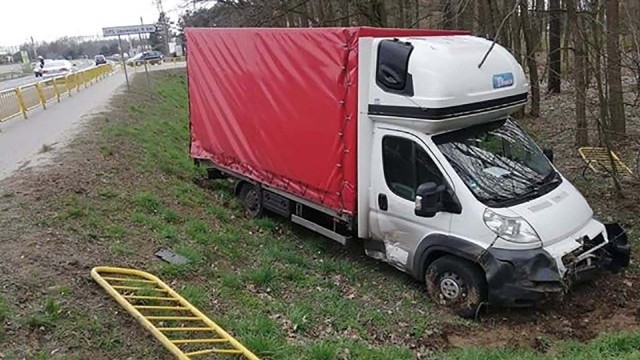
[186,27,630,317]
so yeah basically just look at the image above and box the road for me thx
[0,62,185,182]
[0,63,21,75]
[0,60,94,91]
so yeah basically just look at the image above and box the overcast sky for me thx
[0,0,185,46]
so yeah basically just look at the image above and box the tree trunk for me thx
[520,0,541,117]
[548,0,562,93]
[589,0,608,145]
[485,0,498,35]
[567,0,588,146]
[605,0,626,139]
[533,0,545,49]
[512,5,522,65]
[500,0,512,50]
[341,0,351,26]
[476,0,490,36]
[442,0,455,29]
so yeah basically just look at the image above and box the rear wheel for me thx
[425,255,486,318]
[238,183,262,218]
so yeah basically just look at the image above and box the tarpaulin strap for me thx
[336,30,358,212]
[92,267,260,360]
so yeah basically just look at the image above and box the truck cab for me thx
[358,36,630,317]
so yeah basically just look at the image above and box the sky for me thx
[0,0,185,47]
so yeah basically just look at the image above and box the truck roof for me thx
[185,26,469,38]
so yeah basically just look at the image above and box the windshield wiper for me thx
[517,170,561,201]
[482,194,514,206]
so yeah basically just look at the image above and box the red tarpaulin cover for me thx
[186,27,467,215]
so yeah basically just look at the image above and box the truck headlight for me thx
[483,209,541,244]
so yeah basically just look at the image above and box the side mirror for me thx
[415,182,446,218]
[543,148,554,163]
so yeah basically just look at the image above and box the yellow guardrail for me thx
[92,266,260,360]
[0,63,113,122]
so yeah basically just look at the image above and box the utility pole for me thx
[117,35,130,90]
[139,16,146,51]
[30,36,37,59]
[140,16,151,87]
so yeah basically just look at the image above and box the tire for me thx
[238,183,263,218]
[425,255,486,319]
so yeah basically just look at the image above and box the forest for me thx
[181,0,640,194]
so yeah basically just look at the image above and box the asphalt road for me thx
[0,63,21,75]
[0,60,94,91]
[0,62,185,182]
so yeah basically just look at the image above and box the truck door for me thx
[369,127,453,272]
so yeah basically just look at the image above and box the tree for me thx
[150,12,172,54]
[548,0,562,93]
[605,0,625,138]
[520,0,541,117]
[567,0,588,145]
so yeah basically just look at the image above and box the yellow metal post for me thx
[53,78,61,102]
[14,87,27,119]
[65,75,72,96]
[35,83,46,110]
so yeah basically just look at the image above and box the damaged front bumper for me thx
[479,223,631,307]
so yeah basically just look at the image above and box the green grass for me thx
[0,294,9,341]
[437,331,640,360]
[0,295,9,322]
[11,70,638,359]
[180,284,208,308]
[25,297,62,329]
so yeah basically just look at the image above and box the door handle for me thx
[378,193,388,211]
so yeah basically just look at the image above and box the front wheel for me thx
[425,255,486,318]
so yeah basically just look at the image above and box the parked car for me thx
[126,51,164,66]
[34,59,75,78]
[95,55,107,65]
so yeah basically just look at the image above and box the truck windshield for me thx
[433,119,561,207]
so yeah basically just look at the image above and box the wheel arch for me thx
[234,180,259,197]
[412,233,487,281]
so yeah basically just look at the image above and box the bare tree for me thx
[567,0,588,145]
[548,0,562,93]
[520,0,541,117]
[605,0,626,138]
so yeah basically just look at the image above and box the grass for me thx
[438,332,640,360]
[3,70,637,359]
[0,295,9,323]
[25,297,62,329]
